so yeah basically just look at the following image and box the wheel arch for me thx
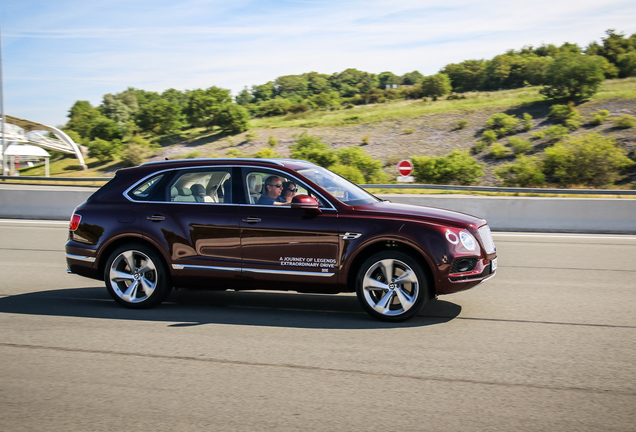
[97,235,172,286]
[345,238,436,296]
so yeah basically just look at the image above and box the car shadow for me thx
[0,286,462,330]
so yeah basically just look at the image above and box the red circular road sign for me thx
[397,160,413,176]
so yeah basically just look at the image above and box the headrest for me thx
[190,184,206,196]
[177,187,192,196]
[248,175,262,193]
[171,188,178,198]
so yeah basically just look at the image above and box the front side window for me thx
[168,169,232,203]
[244,169,328,207]
[296,166,379,206]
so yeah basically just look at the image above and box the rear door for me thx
[138,166,242,289]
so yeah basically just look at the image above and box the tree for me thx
[329,68,378,97]
[401,70,424,85]
[442,60,486,92]
[540,53,607,100]
[420,73,452,100]
[137,99,184,134]
[235,87,253,106]
[305,72,332,94]
[214,103,250,134]
[89,117,124,141]
[251,82,275,103]
[66,101,103,138]
[378,72,401,89]
[274,75,309,98]
[183,86,231,128]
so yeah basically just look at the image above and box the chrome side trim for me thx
[65,253,96,263]
[172,264,241,272]
[171,263,335,278]
[243,267,335,277]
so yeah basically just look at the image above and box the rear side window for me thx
[168,169,233,204]
[128,174,164,201]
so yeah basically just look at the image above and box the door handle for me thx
[242,217,262,223]
[147,215,166,222]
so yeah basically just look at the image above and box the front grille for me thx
[478,225,496,254]
[450,258,478,274]
[449,265,492,282]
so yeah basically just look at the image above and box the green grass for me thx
[250,79,636,129]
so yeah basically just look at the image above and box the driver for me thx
[257,176,288,205]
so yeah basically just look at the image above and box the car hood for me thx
[351,200,485,228]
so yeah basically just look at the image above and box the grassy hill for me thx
[21,78,636,187]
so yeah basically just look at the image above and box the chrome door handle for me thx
[242,217,262,223]
[147,215,166,221]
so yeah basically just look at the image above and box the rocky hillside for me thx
[152,94,636,187]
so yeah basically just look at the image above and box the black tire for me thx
[104,243,171,309]
[355,251,429,322]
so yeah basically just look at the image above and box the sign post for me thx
[396,160,414,183]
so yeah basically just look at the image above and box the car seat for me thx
[190,184,213,203]
[248,175,262,204]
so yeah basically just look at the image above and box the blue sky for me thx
[2,0,636,126]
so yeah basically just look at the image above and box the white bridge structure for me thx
[1,115,87,174]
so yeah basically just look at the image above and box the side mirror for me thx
[291,195,321,213]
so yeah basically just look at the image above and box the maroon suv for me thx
[65,158,497,321]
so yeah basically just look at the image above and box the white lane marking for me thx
[492,233,636,241]
[0,219,68,225]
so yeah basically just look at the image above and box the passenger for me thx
[257,176,285,205]
[276,181,297,204]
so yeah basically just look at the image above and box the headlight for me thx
[460,231,476,251]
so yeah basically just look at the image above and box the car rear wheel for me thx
[356,251,429,322]
[104,244,171,308]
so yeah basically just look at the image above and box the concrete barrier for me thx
[1,185,634,233]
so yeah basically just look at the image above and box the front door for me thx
[239,168,340,293]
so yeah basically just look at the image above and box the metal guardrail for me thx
[2,176,635,195]
[0,175,111,182]
[362,184,636,196]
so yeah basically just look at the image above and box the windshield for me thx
[295,166,380,206]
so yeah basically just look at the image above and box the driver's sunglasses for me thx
[287,188,297,193]
[269,183,283,188]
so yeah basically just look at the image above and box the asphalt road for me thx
[0,220,634,431]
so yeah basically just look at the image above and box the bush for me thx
[543,133,634,186]
[268,135,279,147]
[522,113,533,131]
[549,102,583,130]
[361,135,370,145]
[481,129,498,144]
[244,131,257,142]
[253,147,282,158]
[182,151,201,159]
[531,131,545,140]
[457,119,469,130]
[495,156,545,187]
[489,143,509,159]
[404,128,414,134]
[289,133,337,168]
[87,138,122,163]
[612,114,636,129]
[473,140,489,153]
[508,137,533,155]
[544,125,570,141]
[412,150,483,185]
[120,143,154,167]
[329,164,365,184]
[589,109,610,126]
[485,113,520,137]
[336,146,386,183]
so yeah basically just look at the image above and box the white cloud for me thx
[3,0,636,125]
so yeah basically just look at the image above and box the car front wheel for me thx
[104,244,171,308]
[356,251,429,322]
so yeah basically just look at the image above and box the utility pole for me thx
[0,8,7,176]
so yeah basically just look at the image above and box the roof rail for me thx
[141,158,315,167]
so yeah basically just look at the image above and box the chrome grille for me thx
[478,225,496,254]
